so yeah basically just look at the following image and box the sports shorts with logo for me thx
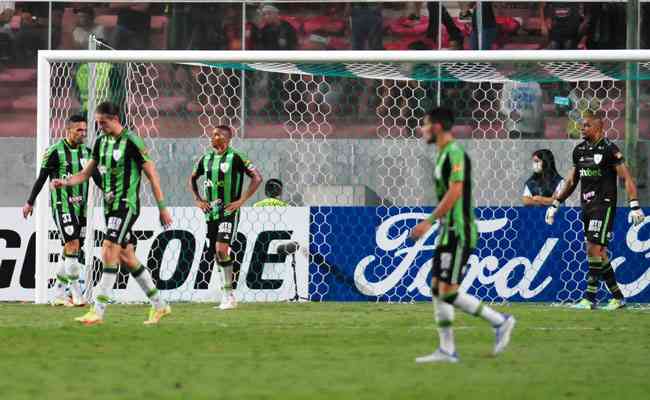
[53,211,86,246]
[104,209,138,247]
[432,231,474,285]
[582,204,615,246]
[207,213,239,248]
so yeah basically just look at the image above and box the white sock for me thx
[220,265,234,297]
[131,264,165,310]
[434,297,455,354]
[450,292,506,327]
[64,254,83,303]
[54,257,68,300]
[94,265,118,319]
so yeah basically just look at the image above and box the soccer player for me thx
[410,107,516,364]
[253,178,288,207]
[545,110,645,310]
[51,101,173,325]
[23,114,99,307]
[189,126,262,310]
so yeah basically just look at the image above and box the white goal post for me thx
[35,49,649,304]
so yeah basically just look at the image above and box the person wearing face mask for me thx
[522,149,564,206]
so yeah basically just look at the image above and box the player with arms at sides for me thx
[410,107,516,364]
[546,110,645,310]
[51,102,173,325]
[23,114,101,307]
[253,178,288,207]
[189,126,262,310]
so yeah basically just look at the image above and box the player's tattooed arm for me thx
[189,172,210,213]
[411,181,463,240]
[50,159,97,189]
[143,160,173,228]
[225,164,263,213]
[616,163,645,226]
[554,167,578,203]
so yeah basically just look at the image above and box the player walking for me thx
[52,102,173,325]
[189,126,262,310]
[546,110,645,310]
[411,107,516,363]
[23,114,99,307]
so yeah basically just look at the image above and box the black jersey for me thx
[572,138,623,208]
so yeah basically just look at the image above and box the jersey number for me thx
[108,217,122,231]
[61,213,72,224]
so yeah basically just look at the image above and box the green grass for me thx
[0,302,649,400]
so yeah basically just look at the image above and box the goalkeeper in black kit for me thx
[545,111,645,310]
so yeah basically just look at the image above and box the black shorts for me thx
[207,213,239,248]
[105,209,138,247]
[53,211,86,246]
[432,233,473,285]
[582,205,615,246]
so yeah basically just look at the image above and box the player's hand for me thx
[225,199,244,213]
[22,203,33,219]
[629,200,645,227]
[159,208,173,229]
[410,220,433,240]
[545,200,559,225]
[195,199,211,213]
[50,178,65,190]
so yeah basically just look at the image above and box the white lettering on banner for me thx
[610,216,650,297]
[0,207,309,302]
[355,212,510,297]
[354,212,557,299]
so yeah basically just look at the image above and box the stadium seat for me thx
[303,16,345,35]
[95,15,118,29]
[388,16,429,37]
[0,68,37,84]
[12,95,37,112]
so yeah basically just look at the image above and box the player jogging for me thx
[51,101,173,325]
[411,107,516,364]
[253,178,288,207]
[546,110,645,310]
[189,126,262,310]
[23,114,99,307]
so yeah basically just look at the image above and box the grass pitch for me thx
[0,302,649,400]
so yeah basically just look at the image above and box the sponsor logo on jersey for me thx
[70,195,83,205]
[594,154,603,165]
[580,168,602,177]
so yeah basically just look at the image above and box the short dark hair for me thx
[215,125,233,138]
[583,110,605,122]
[265,178,283,198]
[426,107,455,131]
[96,101,120,117]
[67,114,86,125]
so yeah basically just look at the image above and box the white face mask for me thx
[532,161,543,173]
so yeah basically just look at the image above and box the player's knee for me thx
[216,250,230,263]
[64,240,80,254]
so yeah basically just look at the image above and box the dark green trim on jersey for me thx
[92,129,150,215]
[434,141,478,249]
[42,139,91,218]
[194,146,253,222]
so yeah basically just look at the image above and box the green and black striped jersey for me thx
[41,139,92,217]
[92,129,151,215]
[434,141,478,249]
[193,146,255,221]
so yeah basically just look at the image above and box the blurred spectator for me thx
[426,2,464,50]
[72,8,106,50]
[257,4,297,50]
[187,3,228,50]
[111,3,151,49]
[0,2,15,62]
[522,149,564,207]
[643,4,650,49]
[499,79,544,138]
[461,2,497,50]
[166,3,191,50]
[13,2,50,65]
[540,2,582,50]
[582,3,626,50]
[345,2,383,50]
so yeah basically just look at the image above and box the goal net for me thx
[35,50,650,304]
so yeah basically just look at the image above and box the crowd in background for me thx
[0,2,650,140]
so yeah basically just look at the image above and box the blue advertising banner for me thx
[309,207,650,303]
